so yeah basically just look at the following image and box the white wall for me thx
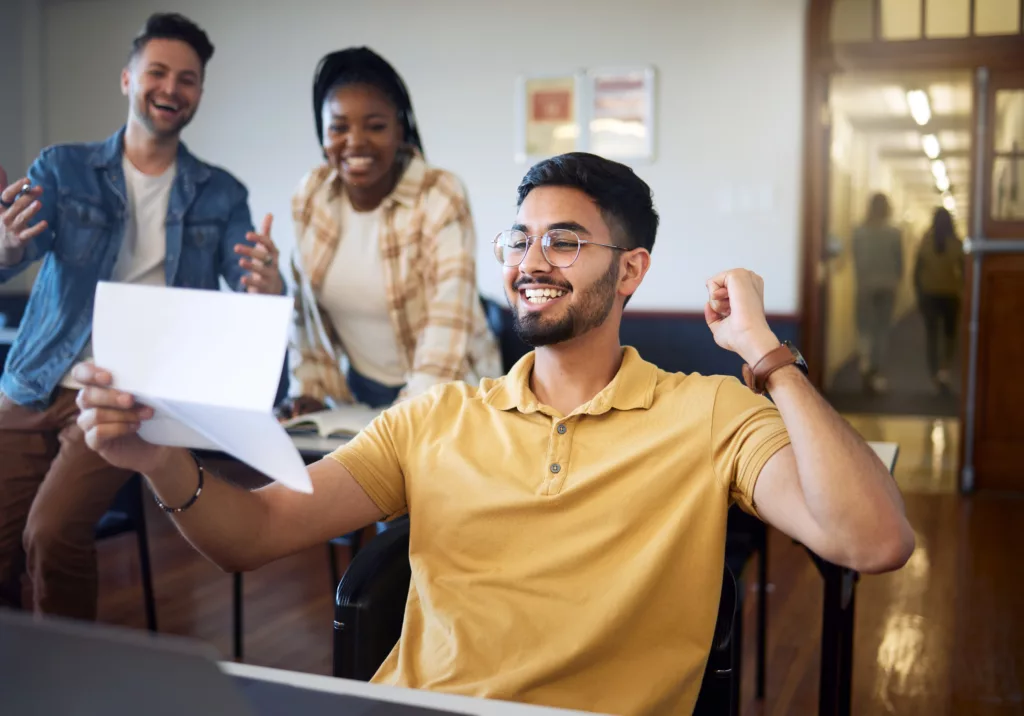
[0,1,25,176]
[39,0,807,313]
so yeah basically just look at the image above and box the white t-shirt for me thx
[61,156,174,389]
[314,193,406,388]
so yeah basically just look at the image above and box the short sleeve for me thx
[327,391,436,520]
[711,377,791,516]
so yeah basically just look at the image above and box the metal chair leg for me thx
[134,510,158,633]
[756,534,768,699]
[328,543,340,592]
[233,572,243,661]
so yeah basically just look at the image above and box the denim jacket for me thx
[0,127,266,407]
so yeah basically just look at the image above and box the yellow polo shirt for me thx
[331,346,790,715]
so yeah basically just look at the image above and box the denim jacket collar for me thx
[86,125,212,185]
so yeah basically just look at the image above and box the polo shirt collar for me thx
[483,346,658,416]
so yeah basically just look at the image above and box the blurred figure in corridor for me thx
[914,207,964,393]
[852,193,904,394]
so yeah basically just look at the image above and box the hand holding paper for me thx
[87,282,312,493]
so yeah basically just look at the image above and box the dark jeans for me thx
[346,367,402,409]
[919,294,960,375]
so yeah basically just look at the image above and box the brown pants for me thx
[0,388,132,620]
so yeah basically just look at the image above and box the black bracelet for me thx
[153,450,205,514]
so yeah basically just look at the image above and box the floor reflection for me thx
[843,413,959,493]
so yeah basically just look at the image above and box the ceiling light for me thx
[921,134,940,159]
[942,193,956,212]
[931,160,947,180]
[936,175,950,192]
[907,89,932,126]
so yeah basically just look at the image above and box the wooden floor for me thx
[93,415,1024,715]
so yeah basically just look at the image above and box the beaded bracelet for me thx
[153,450,204,514]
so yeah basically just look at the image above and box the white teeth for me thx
[345,157,372,168]
[524,288,567,299]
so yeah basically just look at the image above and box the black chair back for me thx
[693,561,739,716]
[333,519,739,714]
[333,518,411,681]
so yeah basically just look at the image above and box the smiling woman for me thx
[282,47,501,417]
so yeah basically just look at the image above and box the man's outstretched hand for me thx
[0,165,47,265]
[73,362,171,475]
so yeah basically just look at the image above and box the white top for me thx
[110,155,175,285]
[60,156,174,389]
[314,193,406,388]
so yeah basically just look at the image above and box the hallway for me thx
[827,307,962,418]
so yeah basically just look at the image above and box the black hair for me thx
[128,13,214,72]
[931,206,956,253]
[516,152,659,254]
[866,192,892,225]
[312,47,423,156]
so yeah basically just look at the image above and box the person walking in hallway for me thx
[852,193,904,393]
[0,13,284,623]
[914,207,964,392]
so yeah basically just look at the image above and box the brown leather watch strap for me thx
[742,344,796,395]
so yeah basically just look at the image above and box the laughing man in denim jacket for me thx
[0,13,284,622]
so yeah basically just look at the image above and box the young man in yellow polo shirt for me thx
[74,153,914,715]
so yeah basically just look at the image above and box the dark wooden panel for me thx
[974,255,1024,491]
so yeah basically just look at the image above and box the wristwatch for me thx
[742,341,808,395]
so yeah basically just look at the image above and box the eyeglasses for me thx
[492,229,627,269]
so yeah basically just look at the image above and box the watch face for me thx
[783,341,809,374]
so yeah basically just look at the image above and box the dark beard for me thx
[511,259,620,347]
[135,97,193,139]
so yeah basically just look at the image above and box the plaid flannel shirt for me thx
[288,153,502,405]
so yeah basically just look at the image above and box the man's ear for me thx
[120,66,132,97]
[618,249,651,301]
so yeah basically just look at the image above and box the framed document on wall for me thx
[583,66,656,162]
[515,73,584,163]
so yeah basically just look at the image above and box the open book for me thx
[280,405,383,438]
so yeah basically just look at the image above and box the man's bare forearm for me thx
[765,364,914,568]
[144,447,272,572]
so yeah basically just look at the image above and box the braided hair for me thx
[312,47,424,157]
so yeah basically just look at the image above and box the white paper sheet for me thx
[91,282,312,493]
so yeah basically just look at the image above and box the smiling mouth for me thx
[343,157,373,171]
[522,287,568,304]
[151,100,180,115]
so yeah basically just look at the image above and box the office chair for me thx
[726,505,769,700]
[332,518,740,715]
[95,474,157,633]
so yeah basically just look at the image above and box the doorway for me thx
[822,70,972,417]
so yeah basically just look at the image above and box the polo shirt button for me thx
[557,424,567,435]
[550,463,561,474]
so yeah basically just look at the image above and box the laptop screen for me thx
[0,609,464,716]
